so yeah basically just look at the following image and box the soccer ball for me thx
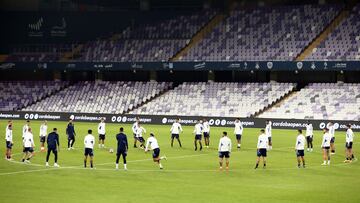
[40,147,45,152]
[109,148,114,153]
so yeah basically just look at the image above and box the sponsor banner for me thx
[1,61,360,71]
[0,111,359,132]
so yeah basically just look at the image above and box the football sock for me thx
[84,160,87,168]
[178,139,182,147]
[90,160,93,168]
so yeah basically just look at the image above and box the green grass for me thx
[0,120,359,203]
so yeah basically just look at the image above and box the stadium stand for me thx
[129,82,296,117]
[78,10,216,62]
[0,81,69,111]
[24,81,172,114]
[306,4,360,60]
[5,44,78,62]
[258,83,360,120]
[179,4,342,61]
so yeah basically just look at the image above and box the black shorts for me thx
[99,134,106,140]
[306,136,313,142]
[40,136,46,143]
[330,137,335,143]
[84,148,94,156]
[346,142,353,149]
[257,148,267,157]
[48,147,57,154]
[268,137,272,142]
[117,150,127,157]
[323,146,330,150]
[203,132,210,138]
[236,134,242,140]
[296,150,305,157]
[6,141,12,149]
[195,134,202,140]
[171,134,179,139]
[24,147,34,153]
[136,137,145,142]
[219,151,230,158]
[152,148,160,158]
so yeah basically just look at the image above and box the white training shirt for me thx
[346,129,354,143]
[328,125,335,138]
[295,134,306,150]
[132,122,139,134]
[5,126,13,142]
[22,124,29,139]
[321,132,332,147]
[257,133,269,149]
[265,122,272,137]
[39,124,47,137]
[136,126,146,138]
[98,122,106,135]
[84,134,95,149]
[234,121,244,135]
[218,136,232,152]
[145,136,159,151]
[193,123,203,135]
[203,121,210,133]
[306,124,313,137]
[23,132,34,148]
[170,122,183,134]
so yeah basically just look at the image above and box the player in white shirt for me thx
[39,120,48,152]
[321,128,332,165]
[22,128,35,163]
[234,118,244,149]
[98,118,106,148]
[145,133,167,169]
[5,121,13,160]
[255,129,268,169]
[193,120,203,151]
[135,123,146,149]
[203,119,210,148]
[305,121,314,152]
[170,118,183,148]
[132,118,140,148]
[22,120,30,141]
[265,120,272,150]
[218,132,231,171]
[328,122,336,154]
[295,129,306,168]
[84,129,95,169]
[344,124,355,163]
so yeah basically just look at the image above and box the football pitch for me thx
[0,120,359,203]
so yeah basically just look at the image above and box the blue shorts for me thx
[117,150,127,157]
[203,132,210,138]
[171,134,179,139]
[236,134,242,140]
[257,148,267,157]
[219,151,230,158]
[330,137,335,143]
[84,148,94,156]
[152,148,160,158]
[346,142,353,149]
[24,147,34,153]
[40,136,46,143]
[195,134,202,140]
[6,141,12,149]
[136,137,145,142]
[296,150,304,157]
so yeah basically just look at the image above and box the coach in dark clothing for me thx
[46,128,60,167]
[116,127,128,170]
[66,120,76,149]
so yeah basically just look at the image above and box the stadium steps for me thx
[169,13,226,61]
[59,44,84,62]
[253,86,298,118]
[295,5,353,61]
[0,55,8,62]
[123,82,179,114]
